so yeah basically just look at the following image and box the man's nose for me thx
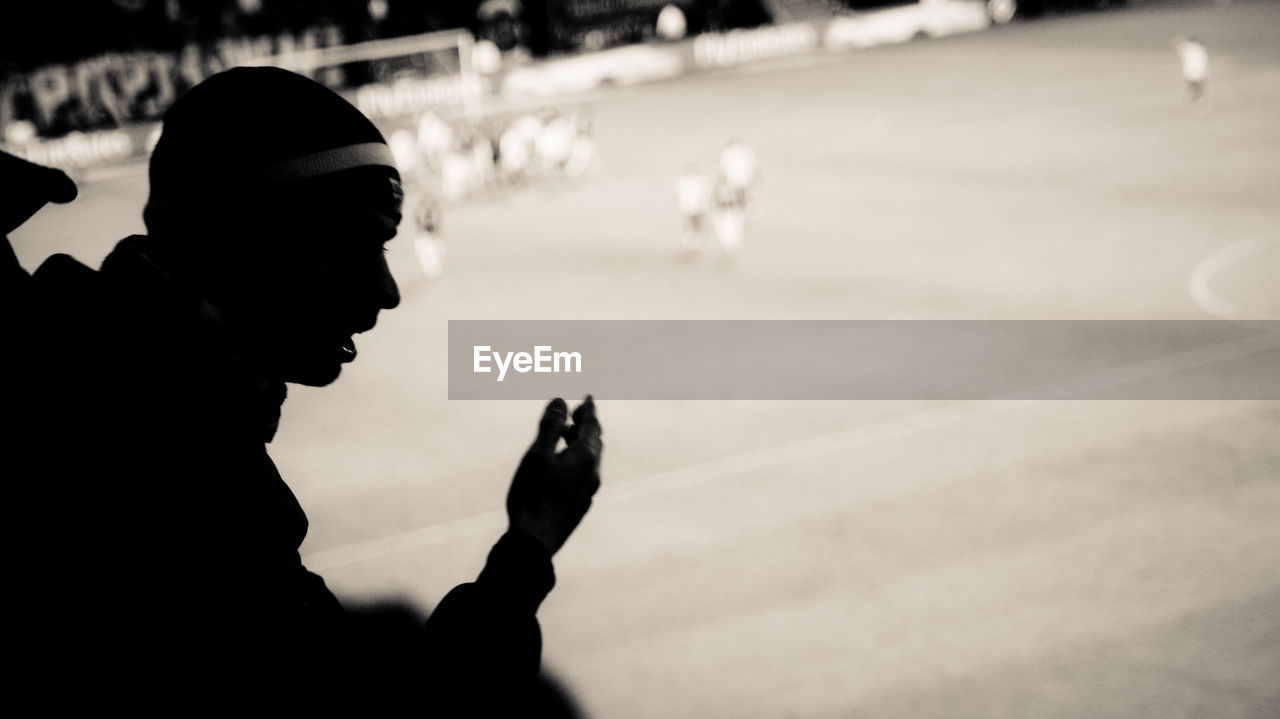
[377,255,400,310]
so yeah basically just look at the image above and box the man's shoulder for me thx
[31,251,99,291]
[23,251,108,335]
[26,242,138,336]
[29,235,147,307]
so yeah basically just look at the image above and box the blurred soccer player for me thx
[413,192,447,279]
[675,162,712,251]
[713,172,747,255]
[565,112,597,179]
[467,127,497,191]
[391,127,448,279]
[719,135,759,193]
[1176,35,1209,105]
[712,137,758,255]
[537,110,577,176]
[417,110,456,168]
[499,113,539,183]
[441,146,473,202]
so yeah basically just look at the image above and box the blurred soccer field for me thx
[10,2,1280,716]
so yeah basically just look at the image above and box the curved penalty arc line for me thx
[1189,231,1280,321]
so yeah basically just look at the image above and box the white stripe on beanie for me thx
[260,142,397,183]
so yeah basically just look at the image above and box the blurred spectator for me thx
[478,0,528,51]
[657,4,690,40]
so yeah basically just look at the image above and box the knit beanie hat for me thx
[144,67,399,235]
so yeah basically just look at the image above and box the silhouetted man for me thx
[5,68,601,712]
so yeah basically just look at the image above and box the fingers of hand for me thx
[522,396,602,513]
[568,394,602,446]
[571,395,599,432]
[533,397,568,455]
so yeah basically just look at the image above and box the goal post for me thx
[240,28,486,121]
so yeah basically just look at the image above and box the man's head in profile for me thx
[142,66,403,386]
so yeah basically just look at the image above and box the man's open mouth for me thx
[339,337,357,361]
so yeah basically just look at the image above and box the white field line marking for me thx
[301,401,1024,572]
[302,325,1280,572]
[79,160,147,184]
[1190,231,1280,321]
[304,510,510,573]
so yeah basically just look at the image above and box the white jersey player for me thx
[719,137,759,194]
[674,164,711,251]
[1176,36,1209,105]
[499,114,541,183]
[536,113,576,175]
[565,114,596,179]
[712,175,746,255]
[416,112,455,169]
[712,137,757,255]
[440,150,473,203]
[389,128,446,280]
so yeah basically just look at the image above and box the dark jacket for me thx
[6,236,556,712]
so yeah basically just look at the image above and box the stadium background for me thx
[6,1,1280,717]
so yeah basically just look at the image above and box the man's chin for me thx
[282,360,345,387]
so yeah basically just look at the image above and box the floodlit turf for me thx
[9,1,1279,716]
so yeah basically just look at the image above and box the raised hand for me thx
[506,396,603,555]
